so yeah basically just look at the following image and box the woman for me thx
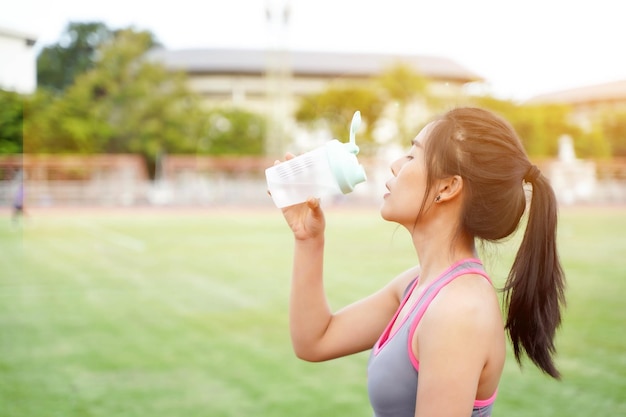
[276,107,566,416]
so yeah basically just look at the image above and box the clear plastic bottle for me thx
[266,111,367,208]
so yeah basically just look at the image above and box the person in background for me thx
[274,107,566,417]
[12,169,25,226]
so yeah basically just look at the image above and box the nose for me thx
[390,157,403,177]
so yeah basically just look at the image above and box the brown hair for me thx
[422,107,566,379]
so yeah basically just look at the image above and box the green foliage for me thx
[295,84,385,154]
[27,22,268,169]
[36,22,115,93]
[201,108,267,155]
[597,110,626,157]
[25,29,207,168]
[377,63,429,104]
[0,89,23,154]
[294,64,435,153]
[294,63,622,160]
[36,21,161,94]
[472,96,583,157]
[377,64,432,143]
[575,127,611,159]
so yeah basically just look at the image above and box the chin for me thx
[379,203,394,222]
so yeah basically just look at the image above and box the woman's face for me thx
[380,122,436,225]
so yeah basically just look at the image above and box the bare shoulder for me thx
[413,273,505,415]
[425,273,502,331]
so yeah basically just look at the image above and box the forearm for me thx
[289,236,332,360]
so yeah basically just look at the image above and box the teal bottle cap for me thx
[325,110,367,194]
[329,145,367,193]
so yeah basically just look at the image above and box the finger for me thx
[306,197,322,215]
[273,153,295,165]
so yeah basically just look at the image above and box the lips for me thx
[384,182,391,198]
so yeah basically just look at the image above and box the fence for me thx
[1,154,148,207]
[2,155,626,208]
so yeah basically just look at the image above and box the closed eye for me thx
[411,138,424,148]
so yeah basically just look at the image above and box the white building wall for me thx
[0,27,37,94]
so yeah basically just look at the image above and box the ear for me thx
[435,175,464,203]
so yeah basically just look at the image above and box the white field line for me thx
[71,219,146,252]
[163,271,261,314]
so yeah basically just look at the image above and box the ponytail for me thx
[503,170,566,379]
[429,108,567,378]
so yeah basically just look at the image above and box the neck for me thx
[408,212,476,285]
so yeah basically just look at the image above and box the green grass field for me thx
[1,206,624,416]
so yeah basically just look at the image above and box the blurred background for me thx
[0,1,625,417]
[1,0,625,207]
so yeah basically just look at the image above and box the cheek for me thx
[398,171,426,204]
[398,189,424,217]
[381,176,424,220]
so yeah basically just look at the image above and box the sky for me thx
[2,0,625,101]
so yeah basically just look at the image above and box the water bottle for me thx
[266,111,367,208]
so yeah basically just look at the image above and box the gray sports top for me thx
[367,259,497,417]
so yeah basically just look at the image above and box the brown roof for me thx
[528,79,626,105]
[147,48,483,83]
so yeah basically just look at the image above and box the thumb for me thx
[306,197,322,217]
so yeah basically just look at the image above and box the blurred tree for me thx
[295,84,385,155]
[26,26,270,175]
[25,28,207,176]
[472,96,583,158]
[377,63,431,142]
[201,108,267,155]
[598,110,626,157]
[294,64,438,153]
[0,89,23,154]
[37,21,161,93]
[23,88,82,153]
[574,124,611,159]
[294,75,618,160]
[37,22,114,92]
[377,64,429,105]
